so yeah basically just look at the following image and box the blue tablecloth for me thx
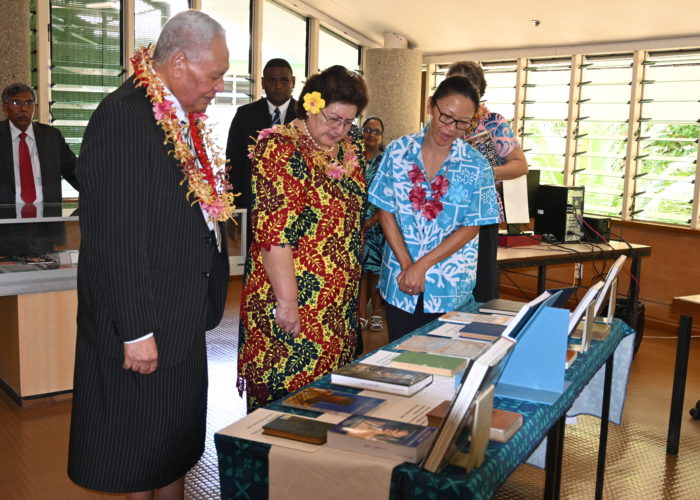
[216,313,632,500]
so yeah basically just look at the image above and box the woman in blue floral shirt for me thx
[368,77,499,342]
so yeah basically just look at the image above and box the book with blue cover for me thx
[281,387,385,415]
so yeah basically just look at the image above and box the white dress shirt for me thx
[267,98,292,125]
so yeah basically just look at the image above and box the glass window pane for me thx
[262,0,307,99]
[201,0,252,152]
[49,0,122,159]
[318,27,359,73]
[634,51,700,226]
[135,1,189,47]
[482,61,517,121]
[521,58,571,184]
[573,55,633,218]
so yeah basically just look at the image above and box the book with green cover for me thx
[390,351,469,377]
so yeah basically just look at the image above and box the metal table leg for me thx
[595,356,614,499]
[667,314,693,454]
[544,414,566,500]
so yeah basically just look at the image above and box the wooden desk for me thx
[497,241,652,331]
[667,294,700,454]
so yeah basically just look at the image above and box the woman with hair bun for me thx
[369,76,499,342]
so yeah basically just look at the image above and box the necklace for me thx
[408,164,449,220]
[301,119,333,152]
[131,45,236,222]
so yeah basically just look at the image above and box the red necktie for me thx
[18,132,37,204]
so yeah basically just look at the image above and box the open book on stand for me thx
[422,336,515,473]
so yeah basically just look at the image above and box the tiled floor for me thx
[1,278,699,499]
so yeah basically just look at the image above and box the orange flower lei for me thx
[130,45,236,222]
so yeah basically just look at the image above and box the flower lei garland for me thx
[408,164,449,220]
[249,123,360,181]
[131,45,236,222]
[248,91,359,180]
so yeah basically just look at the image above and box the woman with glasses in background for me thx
[237,65,369,410]
[359,116,386,333]
[368,77,499,342]
[446,61,528,302]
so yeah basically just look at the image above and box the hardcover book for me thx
[281,387,384,415]
[390,351,469,377]
[457,322,507,342]
[262,414,335,445]
[426,402,523,442]
[439,310,512,325]
[331,363,432,396]
[326,415,437,463]
[478,298,525,315]
[489,409,523,442]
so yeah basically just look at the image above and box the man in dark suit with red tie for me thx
[0,83,79,206]
[226,58,297,249]
[68,10,231,499]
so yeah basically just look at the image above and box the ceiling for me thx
[295,0,700,56]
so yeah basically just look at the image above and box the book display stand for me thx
[495,306,569,405]
[448,384,495,472]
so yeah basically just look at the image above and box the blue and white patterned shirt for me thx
[368,126,499,313]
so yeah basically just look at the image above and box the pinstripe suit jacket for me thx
[76,77,229,367]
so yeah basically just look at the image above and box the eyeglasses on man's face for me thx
[434,102,471,131]
[7,99,36,108]
[362,127,382,136]
[320,109,354,130]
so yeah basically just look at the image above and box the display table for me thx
[215,312,633,500]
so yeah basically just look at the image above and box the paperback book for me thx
[262,413,335,445]
[390,351,469,377]
[331,363,432,396]
[426,402,523,443]
[326,414,437,463]
[396,335,489,360]
[281,387,384,415]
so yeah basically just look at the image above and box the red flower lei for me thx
[130,45,236,222]
[408,164,449,220]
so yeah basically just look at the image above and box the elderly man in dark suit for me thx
[226,58,297,249]
[0,83,78,206]
[68,10,231,500]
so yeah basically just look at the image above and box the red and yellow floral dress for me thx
[237,124,366,411]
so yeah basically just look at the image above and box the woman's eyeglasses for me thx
[434,102,471,131]
[362,127,382,136]
[319,109,354,129]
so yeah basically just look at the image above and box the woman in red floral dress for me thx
[237,66,369,410]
